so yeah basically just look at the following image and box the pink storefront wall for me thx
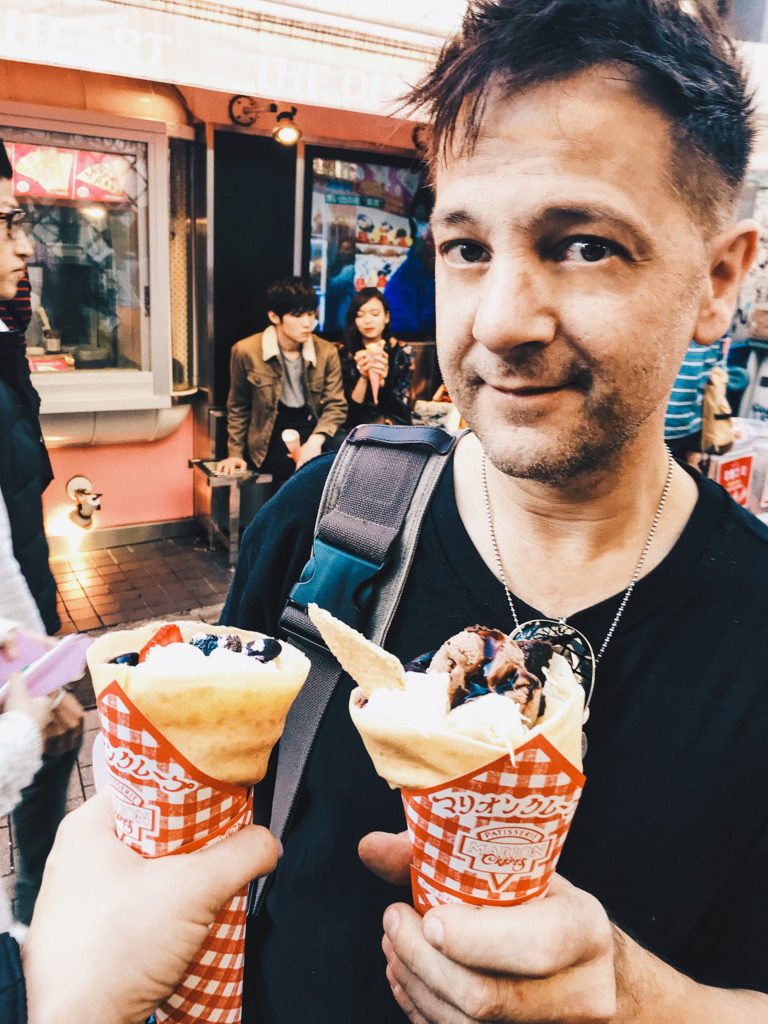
[42,412,194,542]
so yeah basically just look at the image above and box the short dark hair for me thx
[0,142,12,181]
[343,287,393,354]
[266,276,318,319]
[407,0,754,227]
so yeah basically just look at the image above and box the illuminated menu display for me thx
[8,143,131,203]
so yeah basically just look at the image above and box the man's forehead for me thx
[435,67,675,182]
[432,72,681,224]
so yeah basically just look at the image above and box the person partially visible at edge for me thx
[216,276,347,481]
[340,287,414,430]
[222,1,768,1021]
[0,267,31,337]
[0,142,83,929]
[664,336,726,461]
[0,146,55,632]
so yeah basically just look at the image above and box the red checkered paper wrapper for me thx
[307,607,586,916]
[89,622,310,1023]
[97,680,252,1022]
[402,734,584,913]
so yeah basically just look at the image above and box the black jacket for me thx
[0,933,26,1024]
[0,330,58,634]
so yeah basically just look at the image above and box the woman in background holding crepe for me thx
[341,288,414,429]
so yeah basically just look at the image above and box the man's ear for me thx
[267,310,281,327]
[693,219,759,345]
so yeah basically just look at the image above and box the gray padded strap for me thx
[249,427,464,917]
[366,445,455,643]
[312,424,458,571]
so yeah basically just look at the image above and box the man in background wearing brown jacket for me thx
[217,276,346,481]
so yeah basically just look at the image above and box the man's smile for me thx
[489,381,573,396]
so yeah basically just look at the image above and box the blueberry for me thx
[245,637,282,662]
[190,633,220,656]
[109,651,139,665]
[403,649,436,673]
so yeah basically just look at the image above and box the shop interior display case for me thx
[303,145,435,340]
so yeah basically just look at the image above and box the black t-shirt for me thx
[223,452,768,1023]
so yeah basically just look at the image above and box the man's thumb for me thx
[185,825,280,911]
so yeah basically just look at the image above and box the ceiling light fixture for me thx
[271,105,301,146]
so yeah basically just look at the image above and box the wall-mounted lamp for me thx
[228,94,259,127]
[66,475,102,529]
[270,105,301,146]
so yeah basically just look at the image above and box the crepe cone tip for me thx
[281,429,301,463]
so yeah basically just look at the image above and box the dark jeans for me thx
[11,742,81,925]
[258,403,317,481]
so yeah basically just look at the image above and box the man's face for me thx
[0,178,32,301]
[269,309,316,353]
[432,69,720,483]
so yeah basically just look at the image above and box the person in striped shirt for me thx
[664,337,725,459]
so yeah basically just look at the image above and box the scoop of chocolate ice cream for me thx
[428,625,545,724]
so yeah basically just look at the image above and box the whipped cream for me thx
[137,642,278,674]
[363,668,532,750]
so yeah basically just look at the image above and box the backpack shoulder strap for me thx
[250,424,464,916]
[282,423,462,645]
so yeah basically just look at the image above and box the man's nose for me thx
[471,259,557,353]
[15,228,34,260]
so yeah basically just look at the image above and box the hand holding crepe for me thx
[308,605,584,789]
[88,621,310,785]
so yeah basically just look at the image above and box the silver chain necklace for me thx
[481,446,675,721]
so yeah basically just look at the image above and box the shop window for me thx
[3,127,150,373]
[303,146,434,339]
[0,110,173,414]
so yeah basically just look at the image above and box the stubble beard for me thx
[453,376,642,486]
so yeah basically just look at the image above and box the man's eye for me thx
[440,240,490,266]
[555,237,624,263]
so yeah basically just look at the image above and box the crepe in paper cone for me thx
[365,340,384,404]
[282,428,301,464]
[89,620,309,785]
[89,621,310,1022]
[308,606,585,913]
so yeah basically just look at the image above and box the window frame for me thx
[0,100,173,413]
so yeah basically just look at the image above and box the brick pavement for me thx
[52,534,233,635]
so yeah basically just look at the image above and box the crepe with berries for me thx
[87,620,309,785]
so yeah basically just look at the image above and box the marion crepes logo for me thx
[459,824,552,875]
[402,735,585,913]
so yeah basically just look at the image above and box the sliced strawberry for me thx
[138,623,184,663]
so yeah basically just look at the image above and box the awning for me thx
[0,0,465,116]
[2,2,767,132]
